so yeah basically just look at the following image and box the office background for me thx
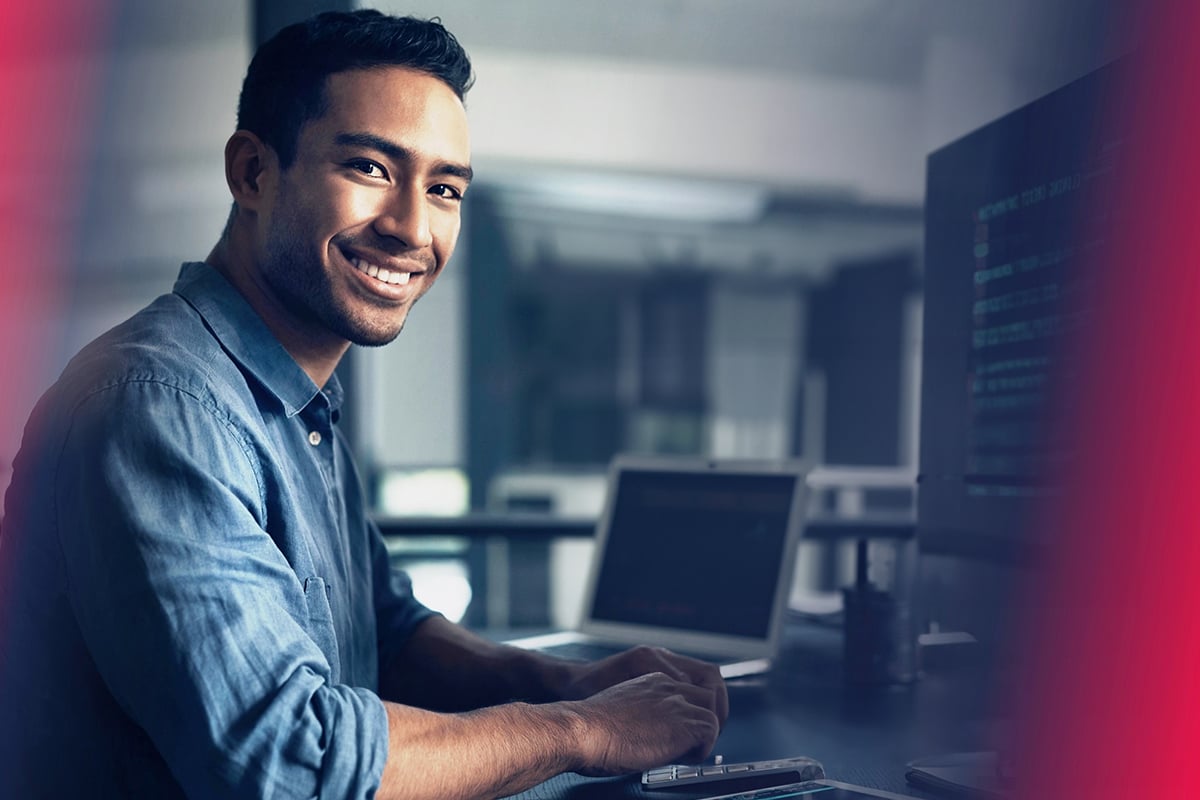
[0,0,1130,630]
[16,3,1200,799]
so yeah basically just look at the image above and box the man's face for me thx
[255,66,471,348]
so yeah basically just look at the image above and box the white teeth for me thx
[351,255,415,287]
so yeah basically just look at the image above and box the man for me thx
[0,11,726,799]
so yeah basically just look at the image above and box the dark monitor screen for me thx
[918,62,1124,563]
[589,469,796,638]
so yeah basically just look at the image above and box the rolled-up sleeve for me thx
[55,378,388,799]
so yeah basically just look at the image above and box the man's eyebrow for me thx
[334,131,473,182]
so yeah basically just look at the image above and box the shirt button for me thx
[308,431,322,446]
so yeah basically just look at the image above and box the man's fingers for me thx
[573,671,724,777]
[701,671,729,725]
[677,705,722,762]
[645,648,730,726]
[678,665,728,724]
[644,676,721,760]
[574,645,731,729]
[674,680,724,722]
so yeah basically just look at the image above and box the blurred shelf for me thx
[375,511,914,541]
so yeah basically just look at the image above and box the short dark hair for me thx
[236,10,474,168]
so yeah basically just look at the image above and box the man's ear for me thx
[223,130,276,213]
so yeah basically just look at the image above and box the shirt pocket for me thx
[302,576,342,683]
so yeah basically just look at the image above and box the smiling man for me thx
[218,65,472,377]
[0,11,725,800]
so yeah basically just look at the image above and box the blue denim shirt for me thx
[0,262,434,798]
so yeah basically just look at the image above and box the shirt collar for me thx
[172,261,343,419]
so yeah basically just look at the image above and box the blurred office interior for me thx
[3,0,1132,630]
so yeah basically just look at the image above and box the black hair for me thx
[236,9,474,168]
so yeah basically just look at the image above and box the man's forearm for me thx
[376,670,721,799]
[376,699,582,800]
[375,618,726,796]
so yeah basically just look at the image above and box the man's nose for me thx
[374,185,433,249]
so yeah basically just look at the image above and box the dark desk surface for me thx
[501,620,1005,799]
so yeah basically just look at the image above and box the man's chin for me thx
[323,298,413,348]
[350,329,403,348]
[340,314,408,348]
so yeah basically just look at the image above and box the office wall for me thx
[378,0,1131,199]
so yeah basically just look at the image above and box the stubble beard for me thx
[261,219,414,349]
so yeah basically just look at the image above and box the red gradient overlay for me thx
[0,3,112,470]
[0,2,113,589]
[1016,1,1200,797]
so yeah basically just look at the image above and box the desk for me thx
[500,620,1003,799]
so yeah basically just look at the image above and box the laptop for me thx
[507,456,809,679]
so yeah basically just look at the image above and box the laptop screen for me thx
[588,468,798,639]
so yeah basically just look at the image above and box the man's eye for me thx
[350,160,386,179]
[429,184,463,200]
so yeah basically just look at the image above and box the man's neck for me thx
[205,238,349,389]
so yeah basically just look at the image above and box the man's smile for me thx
[348,254,423,286]
[339,244,434,299]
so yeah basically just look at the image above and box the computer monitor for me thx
[917,61,1125,568]
[912,62,1130,794]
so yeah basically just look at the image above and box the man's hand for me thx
[566,671,723,777]
[556,645,730,726]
